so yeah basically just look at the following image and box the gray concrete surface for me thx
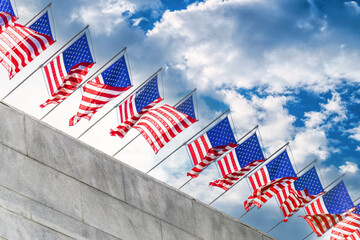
[0,102,274,240]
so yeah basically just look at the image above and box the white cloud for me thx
[70,0,162,35]
[348,125,360,142]
[339,161,359,174]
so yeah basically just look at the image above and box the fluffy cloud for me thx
[348,125,360,141]
[70,0,162,35]
[339,161,359,174]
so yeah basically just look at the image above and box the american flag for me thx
[134,94,197,154]
[278,167,324,222]
[186,116,237,178]
[349,229,360,240]
[209,132,265,190]
[0,10,54,79]
[69,55,131,126]
[110,75,162,138]
[244,149,297,211]
[300,181,355,237]
[331,205,360,240]
[40,34,94,108]
[0,0,16,32]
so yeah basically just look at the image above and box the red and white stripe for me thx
[69,76,131,126]
[133,104,196,154]
[0,23,54,79]
[300,208,356,237]
[331,213,360,240]
[40,55,93,108]
[110,95,162,138]
[187,143,237,178]
[244,177,297,211]
[209,149,264,190]
[0,12,16,32]
[305,197,329,215]
[349,229,360,240]
[279,187,323,222]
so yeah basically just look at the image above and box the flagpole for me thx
[1,25,89,102]
[208,142,290,206]
[25,3,52,27]
[146,109,231,174]
[111,88,196,157]
[177,124,258,190]
[78,68,162,140]
[40,47,128,121]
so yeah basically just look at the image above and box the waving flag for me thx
[69,55,131,126]
[331,205,360,240]
[209,132,265,190]
[300,181,355,237]
[187,116,237,178]
[244,149,297,211]
[278,167,324,222]
[0,0,16,32]
[110,75,162,138]
[0,10,54,79]
[134,94,197,154]
[40,34,94,108]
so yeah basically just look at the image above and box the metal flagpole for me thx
[1,25,89,102]
[40,47,128,121]
[209,142,290,206]
[299,173,346,240]
[178,124,259,190]
[77,68,162,140]
[239,159,317,221]
[146,109,231,174]
[111,88,197,157]
[24,3,52,27]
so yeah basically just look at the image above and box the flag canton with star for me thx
[235,132,264,168]
[100,55,130,87]
[294,167,323,196]
[134,75,161,113]
[0,0,15,17]
[207,117,236,147]
[175,95,196,120]
[354,204,360,215]
[63,34,94,74]
[29,11,53,40]
[266,150,297,181]
[323,181,354,214]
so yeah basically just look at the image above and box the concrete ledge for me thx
[0,102,274,240]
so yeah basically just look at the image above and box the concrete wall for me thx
[0,102,274,240]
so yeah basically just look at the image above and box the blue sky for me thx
[1,0,359,239]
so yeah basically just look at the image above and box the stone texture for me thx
[0,207,72,240]
[0,144,83,220]
[81,185,162,240]
[0,103,27,154]
[0,185,119,240]
[24,115,125,201]
[123,166,196,234]
[161,221,199,240]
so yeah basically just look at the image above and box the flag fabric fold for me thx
[134,94,197,154]
[69,55,131,126]
[40,34,94,108]
[0,11,54,79]
[110,75,162,138]
[0,0,16,32]
[244,149,297,211]
[186,116,237,178]
[209,132,265,190]
[330,205,360,240]
[278,167,324,222]
[300,181,355,237]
